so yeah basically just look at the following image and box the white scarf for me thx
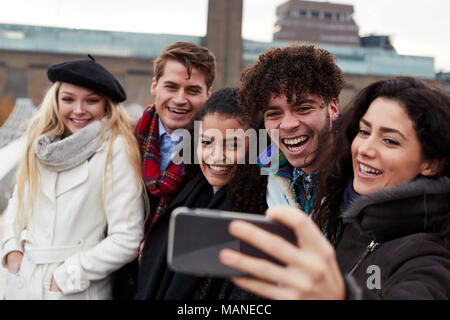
[35,120,109,172]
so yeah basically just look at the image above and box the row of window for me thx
[276,19,359,32]
[285,8,353,22]
[274,30,359,44]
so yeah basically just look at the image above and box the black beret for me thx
[47,55,126,102]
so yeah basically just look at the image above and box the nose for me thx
[279,113,300,131]
[73,101,86,114]
[203,142,226,165]
[357,137,377,158]
[173,89,188,106]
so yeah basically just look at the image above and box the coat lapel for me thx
[55,160,89,197]
[39,164,58,201]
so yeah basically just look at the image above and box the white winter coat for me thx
[0,136,144,299]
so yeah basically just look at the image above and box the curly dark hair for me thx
[238,44,346,117]
[184,88,268,215]
[314,77,450,246]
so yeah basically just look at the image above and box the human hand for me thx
[219,205,346,300]
[50,276,62,292]
[6,251,23,274]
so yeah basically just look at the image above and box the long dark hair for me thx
[314,77,450,245]
[184,88,268,215]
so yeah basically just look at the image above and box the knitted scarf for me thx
[257,144,317,215]
[135,105,184,228]
[35,119,108,172]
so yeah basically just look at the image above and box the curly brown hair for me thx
[238,44,345,116]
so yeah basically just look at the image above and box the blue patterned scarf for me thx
[257,144,317,215]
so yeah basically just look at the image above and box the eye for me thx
[358,128,370,136]
[187,88,201,94]
[201,139,212,146]
[383,138,400,146]
[165,84,177,90]
[61,97,73,102]
[264,111,280,119]
[87,98,101,104]
[295,105,312,113]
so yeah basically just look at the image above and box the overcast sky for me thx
[0,0,449,72]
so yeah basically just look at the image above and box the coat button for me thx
[16,277,24,288]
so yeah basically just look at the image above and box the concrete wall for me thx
[0,50,154,107]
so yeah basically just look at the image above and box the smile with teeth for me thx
[168,107,189,114]
[71,119,90,124]
[207,164,233,174]
[282,136,309,152]
[359,163,383,176]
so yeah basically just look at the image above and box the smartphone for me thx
[167,207,297,278]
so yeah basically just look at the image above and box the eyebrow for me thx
[200,134,243,142]
[264,99,323,112]
[60,91,99,96]
[263,105,279,113]
[164,81,203,91]
[360,119,407,140]
[294,99,323,106]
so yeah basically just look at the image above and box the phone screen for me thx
[168,208,297,278]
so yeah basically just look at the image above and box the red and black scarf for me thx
[135,105,184,229]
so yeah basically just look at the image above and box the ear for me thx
[329,98,339,121]
[206,88,212,99]
[150,77,157,96]
[420,158,441,177]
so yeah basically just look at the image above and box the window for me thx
[324,12,333,20]
[300,10,307,17]
[311,11,320,18]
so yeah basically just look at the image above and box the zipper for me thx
[347,239,380,277]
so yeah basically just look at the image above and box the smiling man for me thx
[239,44,345,214]
[135,41,216,226]
[113,42,215,300]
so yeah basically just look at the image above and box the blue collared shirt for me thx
[158,118,184,171]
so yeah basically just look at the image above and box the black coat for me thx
[135,172,259,300]
[112,188,166,299]
[336,177,450,299]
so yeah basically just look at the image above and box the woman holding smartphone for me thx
[136,88,267,300]
[219,77,450,299]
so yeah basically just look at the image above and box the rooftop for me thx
[0,23,436,79]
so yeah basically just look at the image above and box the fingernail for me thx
[229,220,246,235]
[219,249,234,264]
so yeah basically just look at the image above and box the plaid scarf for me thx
[135,105,184,228]
[257,144,317,215]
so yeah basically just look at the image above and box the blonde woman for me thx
[0,56,145,299]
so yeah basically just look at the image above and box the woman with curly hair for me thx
[136,87,267,300]
[220,77,450,300]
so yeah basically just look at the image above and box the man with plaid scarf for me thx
[135,42,216,231]
[113,42,216,299]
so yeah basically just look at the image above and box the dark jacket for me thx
[336,177,450,300]
[135,171,259,300]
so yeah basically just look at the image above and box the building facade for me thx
[273,0,360,47]
[0,23,442,113]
